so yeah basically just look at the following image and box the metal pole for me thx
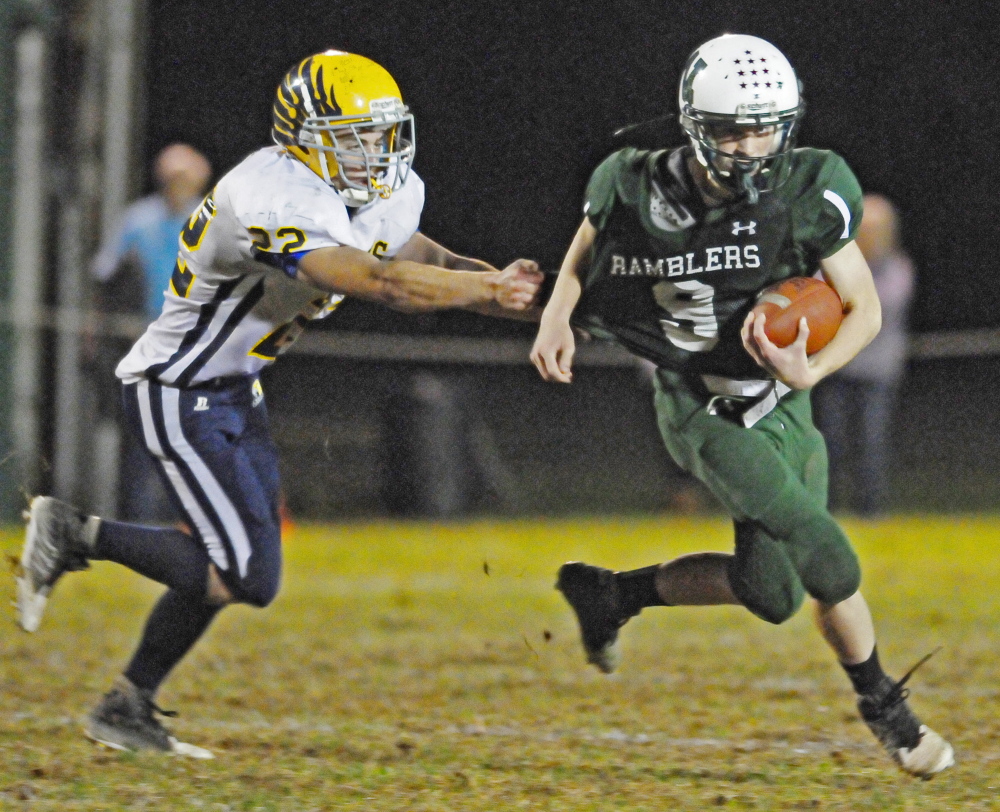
[52,198,86,502]
[100,0,140,242]
[0,1,51,519]
[0,4,19,519]
[9,27,48,506]
[51,0,110,508]
[82,0,143,514]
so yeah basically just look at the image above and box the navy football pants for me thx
[122,376,282,607]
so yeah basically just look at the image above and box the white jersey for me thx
[116,146,425,386]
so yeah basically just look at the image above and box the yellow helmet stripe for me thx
[313,63,340,116]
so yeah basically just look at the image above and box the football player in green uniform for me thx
[531,33,953,778]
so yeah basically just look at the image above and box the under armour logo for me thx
[193,396,210,412]
[732,221,757,236]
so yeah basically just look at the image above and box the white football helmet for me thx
[678,34,803,203]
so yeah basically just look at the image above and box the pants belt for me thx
[702,375,792,428]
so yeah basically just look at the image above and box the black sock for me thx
[842,646,889,696]
[93,520,211,597]
[615,564,669,616]
[124,589,222,694]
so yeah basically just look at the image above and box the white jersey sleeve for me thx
[116,147,425,386]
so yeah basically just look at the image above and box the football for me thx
[751,277,844,354]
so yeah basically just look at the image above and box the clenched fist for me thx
[494,259,543,310]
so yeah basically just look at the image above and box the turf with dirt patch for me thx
[2,515,998,810]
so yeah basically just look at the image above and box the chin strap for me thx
[740,171,760,205]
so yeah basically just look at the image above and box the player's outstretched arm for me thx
[393,232,495,272]
[530,218,593,383]
[296,244,540,314]
[394,232,545,320]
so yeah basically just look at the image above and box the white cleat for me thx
[15,576,51,634]
[894,725,955,779]
[17,498,54,633]
[15,496,95,632]
[169,739,215,760]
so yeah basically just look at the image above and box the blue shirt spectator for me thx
[89,143,211,523]
[91,143,212,321]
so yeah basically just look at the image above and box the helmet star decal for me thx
[678,34,804,203]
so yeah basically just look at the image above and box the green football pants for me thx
[653,369,861,624]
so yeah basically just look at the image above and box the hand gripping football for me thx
[751,277,844,354]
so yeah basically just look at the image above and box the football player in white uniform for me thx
[16,50,542,757]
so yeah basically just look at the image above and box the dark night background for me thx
[122,0,1000,517]
[141,0,999,336]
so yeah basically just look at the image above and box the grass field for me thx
[2,514,999,811]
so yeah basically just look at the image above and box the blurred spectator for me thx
[813,194,915,516]
[381,368,522,518]
[92,143,212,319]
[89,143,212,522]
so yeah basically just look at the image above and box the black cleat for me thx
[857,652,954,778]
[555,562,636,673]
[85,677,213,759]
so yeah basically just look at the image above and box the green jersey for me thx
[575,146,863,378]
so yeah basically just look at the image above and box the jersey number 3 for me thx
[652,279,720,353]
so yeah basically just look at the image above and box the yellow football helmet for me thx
[272,51,415,206]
